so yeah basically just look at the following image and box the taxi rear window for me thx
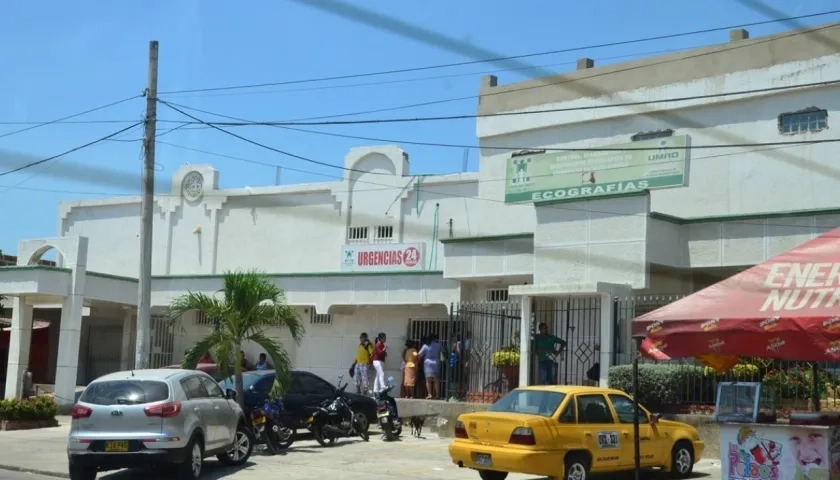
[488,390,566,417]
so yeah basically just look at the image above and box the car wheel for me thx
[563,453,590,480]
[670,440,694,478]
[175,436,204,480]
[217,423,254,466]
[478,470,508,480]
[68,463,97,480]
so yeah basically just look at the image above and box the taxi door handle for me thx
[584,433,592,437]
[624,433,630,438]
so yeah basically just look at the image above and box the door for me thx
[181,376,221,449]
[576,394,624,471]
[295,372,336,408]
[607,394,664,467]
[200,375,235,442]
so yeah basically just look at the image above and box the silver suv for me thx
[67,369,254,480]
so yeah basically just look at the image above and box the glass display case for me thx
[714,381,777,424]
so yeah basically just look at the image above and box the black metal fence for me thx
[611,294,840,413]
[406,298,607,403]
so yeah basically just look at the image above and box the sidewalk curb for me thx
[0,463,69,479]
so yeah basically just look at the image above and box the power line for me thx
[157,9,840,96]
[158,99,840,153]
[0,122,143,177]
[151,140,839,234]
[157,100,397,176]
[163,78,840,128]
[157,46,701,99]
[0,95,142,140]
[289,2,840,187]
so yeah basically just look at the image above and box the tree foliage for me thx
[167,270,304,409]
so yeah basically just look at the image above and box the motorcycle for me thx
[250,397,295,454]
[307,374,370,446]
[374,376,402,441]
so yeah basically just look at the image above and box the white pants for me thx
[372,360,386,392]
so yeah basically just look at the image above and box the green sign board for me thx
[504,135,689,204]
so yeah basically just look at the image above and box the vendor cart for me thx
[631,229,840,480]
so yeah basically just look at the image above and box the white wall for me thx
[477,53,840,227]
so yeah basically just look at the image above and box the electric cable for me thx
[157,46,708,99]
[161,77,840,129]
[0,122,143,177]
[157,9,840,96]
[158,100,840,153]
[152,139,840,233]
[157,100,398,176]
[0,95,142,140]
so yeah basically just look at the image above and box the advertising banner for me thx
[503,135,689,204]
[719,423,840,480]
[340,243,425,273]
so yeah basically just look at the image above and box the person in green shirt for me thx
[534,322,567,385]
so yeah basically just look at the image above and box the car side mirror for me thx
[650,413,661,425]
[225,389,237,400]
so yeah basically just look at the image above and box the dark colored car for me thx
[219,370,377,429]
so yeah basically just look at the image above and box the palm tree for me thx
[167,270,304,408]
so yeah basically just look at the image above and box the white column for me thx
[598,293,615,388]
[55,294,84,409]
[518,295,532,387]
[120,309,136,371]
[5,297,33,398]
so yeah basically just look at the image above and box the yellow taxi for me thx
[448,385,703,480]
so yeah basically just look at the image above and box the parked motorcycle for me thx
[307,374,370,446]
[250,397,295,454]
[374,376,402,441]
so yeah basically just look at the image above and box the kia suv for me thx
[67,369,254,480]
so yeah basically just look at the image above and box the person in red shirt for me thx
[372,333,388,393]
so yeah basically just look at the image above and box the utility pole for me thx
[135,40,159,370]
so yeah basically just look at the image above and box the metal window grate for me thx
[779,109,828,134]
[347,226,369,243]
[310,313,332,326]
[373,225,394,243]
[194,311,215,326]
[485,288,509,303]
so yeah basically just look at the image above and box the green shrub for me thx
[0,395,58,421]
[608,364,707,406]
[762,367,831,399]
[703,363,760,379]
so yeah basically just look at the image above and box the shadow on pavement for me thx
[99,460,257,479]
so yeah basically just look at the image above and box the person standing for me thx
[353,333,374,394]
[372,333,388,393]
[402,340,419,398]
[418,334,442,399]
[534,322,566,385]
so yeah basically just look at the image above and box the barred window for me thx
[779,108,827,134]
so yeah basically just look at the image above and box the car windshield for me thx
[488,389,566,417]
[219,373,265,390]
[79,380,169,406]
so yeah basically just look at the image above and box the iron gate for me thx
[149,314,175,368]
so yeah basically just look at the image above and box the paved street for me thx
[0,429,721,480]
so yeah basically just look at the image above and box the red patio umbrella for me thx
[632,228,840,362]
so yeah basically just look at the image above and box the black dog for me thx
[409,416,425,438]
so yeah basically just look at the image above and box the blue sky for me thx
[0,0,836,255]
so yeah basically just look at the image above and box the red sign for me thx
[342,243,425,272]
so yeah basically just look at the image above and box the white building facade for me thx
[2,23,840,407]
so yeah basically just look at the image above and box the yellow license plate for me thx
[377,411,389,418]
[104,440,129,452]
[253,416,266,425]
